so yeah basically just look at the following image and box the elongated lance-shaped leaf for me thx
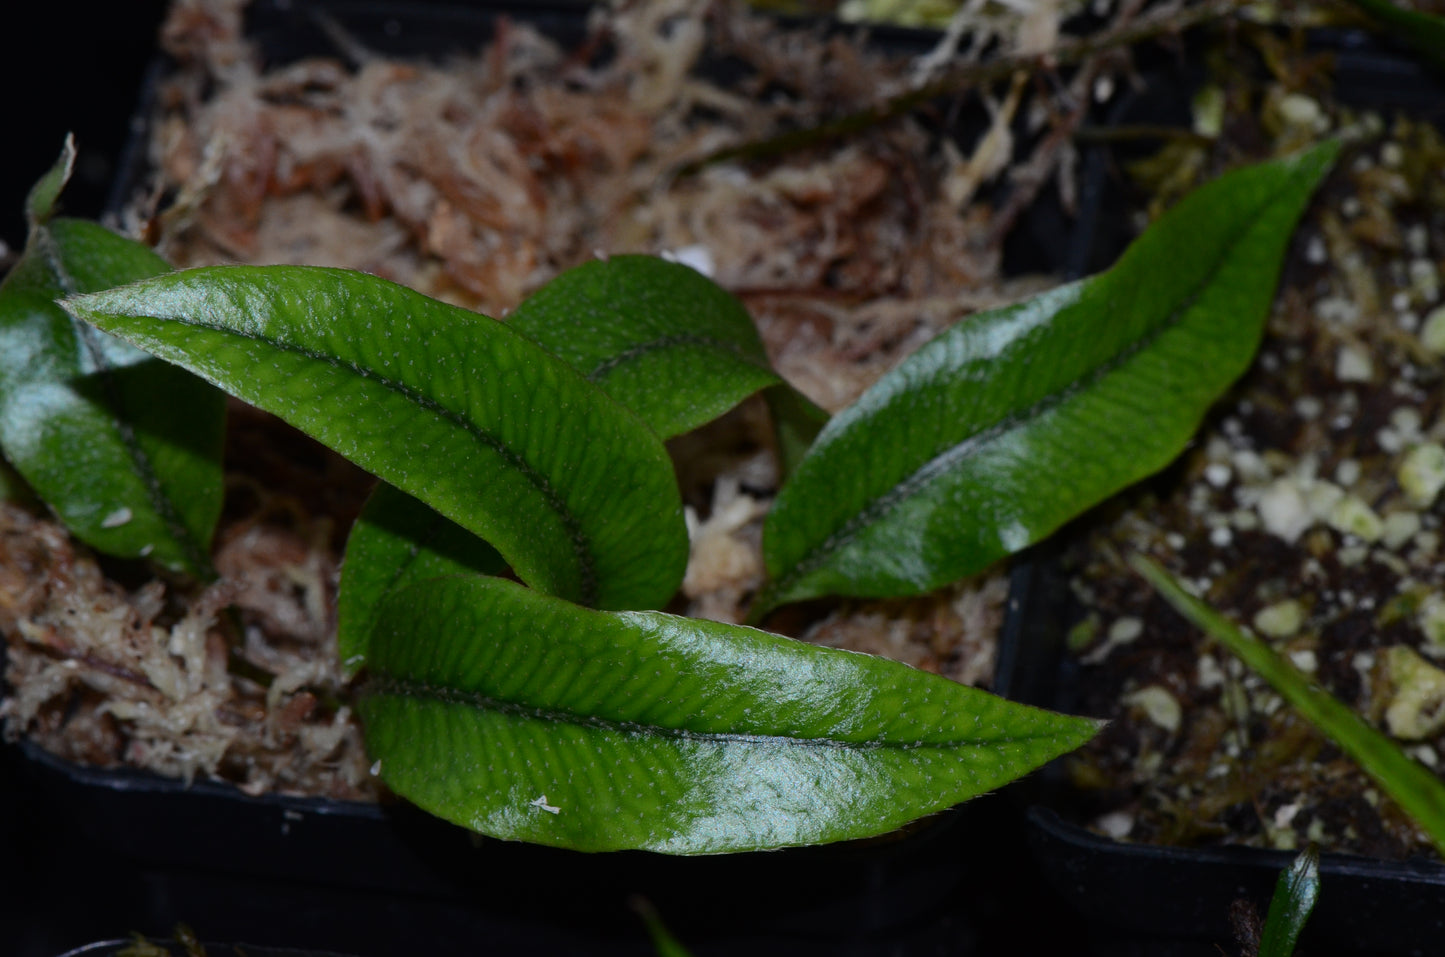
[66,265,689,611]
[0,147,225,576]
[1259,845,1320,957]
[506,254,815,443]
[337,482,506,674]
[1134,555,1445,856]
[359,574,1100,854]
[757,141,1339,614]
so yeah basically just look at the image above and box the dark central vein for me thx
[365,674,1064,751]
[40,229,213,577]
[367,674,893,749]
[172,311,597,606]
[585,332,774,383]
[772,188,1285,597]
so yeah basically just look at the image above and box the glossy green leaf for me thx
[757,141,1338,613]
[1346,0,1445,70]
[506,254,783,440]
[1134,554,1445,857]
[1259,845,1320,957]
[337,482,506,674]
[0,152,225,576]
[358,574,1100,854]
[66,265,689,610]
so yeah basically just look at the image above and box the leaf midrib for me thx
[770,186,1284,599]
[366,673,1055,752]
[584,332,774,384]
[38,228,212,576]
[129,307,599,605]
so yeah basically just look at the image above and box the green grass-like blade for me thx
[66,265,688,611]
[0,148,224,576]
[632,899,697,957]
[1133,555,1445,857]
[359,574,1100,854]
[1259,845,1321,957]
[758,141,1339,613]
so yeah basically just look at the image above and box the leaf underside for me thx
[0,205,224,576]
[359,575,1100,854]
[759,141,1339,612]
[66,265,689,611]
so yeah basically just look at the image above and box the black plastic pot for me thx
[1001,558,1445,957]
[19,736,992,956]
[993,32,1445,957]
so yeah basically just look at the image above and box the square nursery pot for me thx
[995,27,1445,957]
[2,2,1102,955]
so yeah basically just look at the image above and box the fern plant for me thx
[0,136,1335,854]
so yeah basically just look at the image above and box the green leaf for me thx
[1259,844,1320,957]
[66,265,689,610]
[1345,0,1445,70]
[505,254,783,440]
[1133,554,1445,857]
[358,574,1100,854]
[0,151,225,576]
[757,141,1339,613]
[337,482,506,674]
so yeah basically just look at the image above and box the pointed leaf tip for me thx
[25,134,76,227]
[1259,844,1320,957]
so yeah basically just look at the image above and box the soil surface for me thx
[1061,35,1445,859]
